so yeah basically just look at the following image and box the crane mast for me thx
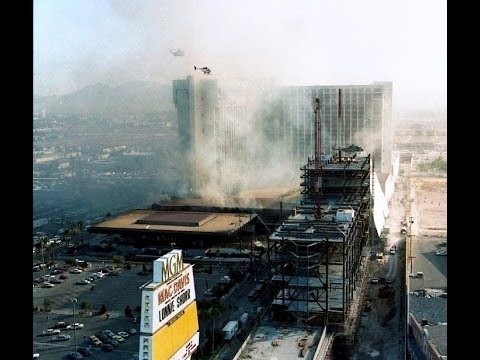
[314,98,322,219]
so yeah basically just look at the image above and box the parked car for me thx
[33,354,40,359]
[409,271,423,278]
[204,288,215,296]
[103,330,115,338]
[50,334,71,342]
[111,334,125,343]
[128,328,137,335]
[105,339,119,348]
[117,331,129,338]
[42,328,60,336]
[370,277,379,284]
[76,279,90,285]
[96,333,109,342]
[49,278,63,284]
[89,335,102,346]
[66,352,83,360]
[102,344,113,352]
[66,323,84,330]
[42,282,55,288]
[53,322,69,329]
[77,347,92,357]
[95,272,106,278]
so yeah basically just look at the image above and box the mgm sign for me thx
[139,250,199,360]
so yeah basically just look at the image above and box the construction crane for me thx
[314,98,323,219]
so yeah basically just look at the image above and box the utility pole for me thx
[408,256,416,274]
[71,298,78,356]
[408,217,414,274]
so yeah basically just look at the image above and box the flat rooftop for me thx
[239,324,323,360]
[89,209,256,236]
[136,212,216,227]
[425,324,447,356]
[409,295,447,324]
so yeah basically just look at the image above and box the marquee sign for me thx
[139,250,199,360]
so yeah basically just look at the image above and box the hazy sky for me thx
[34,0,446,111]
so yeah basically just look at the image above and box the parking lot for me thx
[408,176,447,290]
[409,235,447,290]
[33,262,147,360]
[33,256,250,359]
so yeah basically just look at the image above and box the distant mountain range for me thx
[34,81,174,114]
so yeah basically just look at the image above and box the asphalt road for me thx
[353,170,407,360]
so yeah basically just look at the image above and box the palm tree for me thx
[43,298,52,312]
[80,301,91,314]
[62,229,71,248]
[40,236,49,264]
[77,221,85,246]
[208,301,225,354]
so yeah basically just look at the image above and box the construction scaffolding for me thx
[267,116,372,325]
[268,153,371,324]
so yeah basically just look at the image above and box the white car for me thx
[33,354,40,359]
[118,331,129,338]
[42,282,55,288]
[70,268,83,274]
[76,279,90,285]
[42,328,61,336]
[66,323,84,330]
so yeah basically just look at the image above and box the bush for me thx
[418,156,447,173]
[80,301,91,311]
[125,262,132,270]
[43,298,52,312]
[65,257,76,265]
[125,305,133,318]
[135,305,142,313]
[112,255,125,264]
[99,304,107,315]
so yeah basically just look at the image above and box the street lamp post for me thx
[71,298,78,356]
[408,217,415,274]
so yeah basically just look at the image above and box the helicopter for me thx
[169,49,184,57]
[194,66,211,75]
